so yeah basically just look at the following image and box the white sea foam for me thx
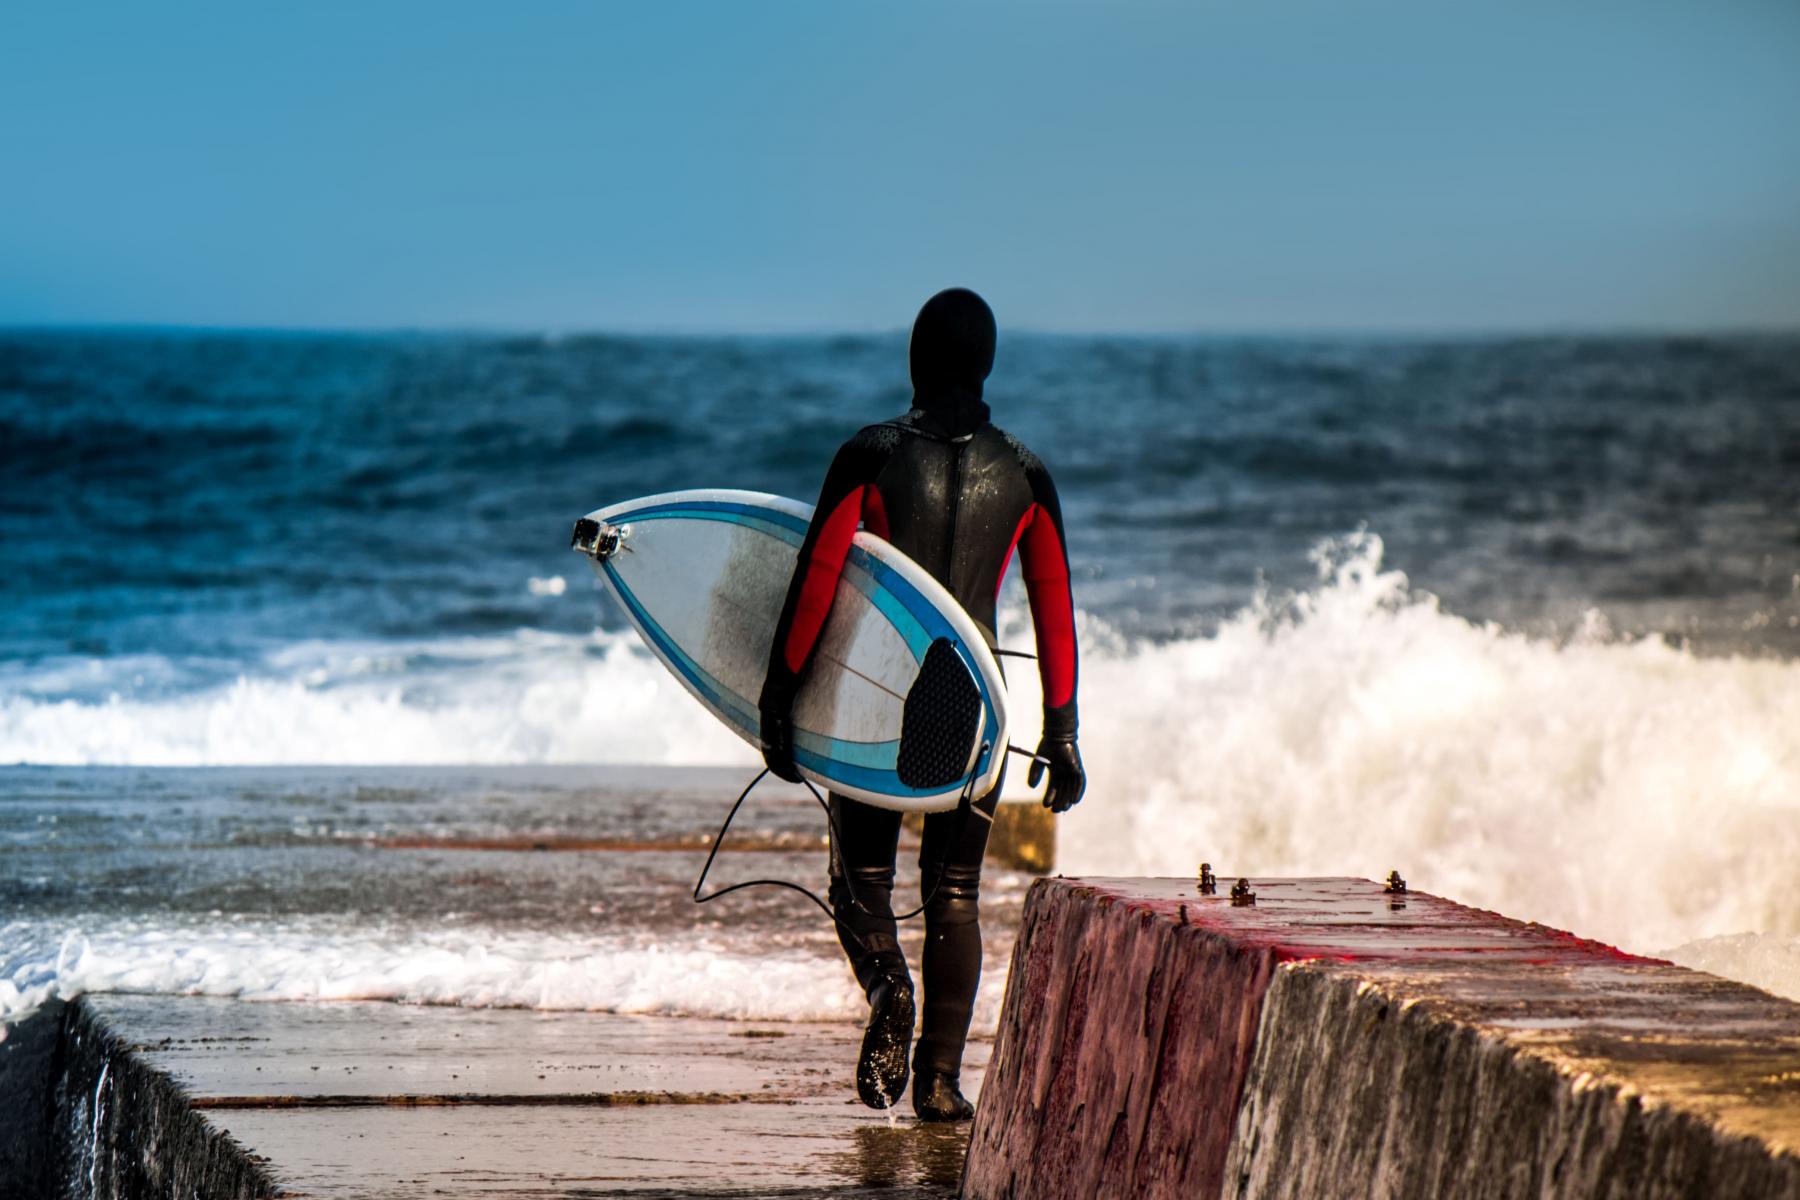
[0,628,755,768]
[1045,533,1800,984]
[1659,932,1800,1002]
[0,919,1008,1031]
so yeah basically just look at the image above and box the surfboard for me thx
[571,489,1008,812]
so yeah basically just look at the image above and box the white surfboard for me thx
[571,489,1008,812]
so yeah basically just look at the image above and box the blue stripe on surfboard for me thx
[792,729,899,772]
[602,559,757,735]
[614,501,808,541]
[837,558,931,660]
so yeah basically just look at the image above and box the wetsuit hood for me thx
[909,288,995,436]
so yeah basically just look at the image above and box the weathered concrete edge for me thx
[962,878,1279,1200]
[964,877,1800,1200]
[49,997,280,1199]
[1223,963,1800,1200]
[0,999,69,1193]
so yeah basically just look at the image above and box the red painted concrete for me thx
[1070,876,1656,968]
[962,876,1664,1200]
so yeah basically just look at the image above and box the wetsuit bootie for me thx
[911,1068,975,1122]
[856,970,914,1109]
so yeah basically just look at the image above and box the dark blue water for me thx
[6,330,1798,677]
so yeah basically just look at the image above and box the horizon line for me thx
[4,319,1800,342]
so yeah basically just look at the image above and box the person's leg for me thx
[827,792,905,987]
[827,792,913,1109]
[912,774,1003,1118]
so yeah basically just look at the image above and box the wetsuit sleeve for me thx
[760,429,892,716]
[1016,460,1080,740]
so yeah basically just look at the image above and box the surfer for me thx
[758,287,1085,1121]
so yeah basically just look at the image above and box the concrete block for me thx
[0,999,67,1196]
[51,999,279,1199]
[964,876,1800,1200]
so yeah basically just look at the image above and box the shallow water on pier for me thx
[0,765,1029,1028]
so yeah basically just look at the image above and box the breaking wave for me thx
[0,627,754,768]
[5,532,1798,1006]
[1046,533,1800,972]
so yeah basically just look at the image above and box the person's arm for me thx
[758,431,891,780]
[1014,458,1086,811]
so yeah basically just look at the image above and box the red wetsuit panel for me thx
[781,485,866,675]
[996,507,1034,601]
[779,484,890,675]
[1017,504,1077,709]
[862,485,890,541]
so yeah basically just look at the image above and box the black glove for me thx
[1028,735,1085,813]
[758,676,803,784]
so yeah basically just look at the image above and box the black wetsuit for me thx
[758,289,1081,1086]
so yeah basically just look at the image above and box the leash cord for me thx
[690,749,989,952]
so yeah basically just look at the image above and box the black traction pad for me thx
[896,638,983,790]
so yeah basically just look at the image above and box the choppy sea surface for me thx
[3,329,1799,1027]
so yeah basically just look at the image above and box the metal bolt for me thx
[1230,877,1256,906]
[1198,862,1217,895]
[1385,870,1407,895]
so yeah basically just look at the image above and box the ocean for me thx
[3,329,1799,1029]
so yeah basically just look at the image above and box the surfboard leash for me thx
[690,752,990,953]
[689,768,853,936]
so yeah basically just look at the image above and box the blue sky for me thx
[3,1,1797,333]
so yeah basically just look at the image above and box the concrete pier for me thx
[0,998,279,1199]
[963,876,1800,1200]
[10,994,986,1198]
[17,876,1800,1197]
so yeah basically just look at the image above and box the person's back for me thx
[759,287,1085,1120]
[816,416,1067,642]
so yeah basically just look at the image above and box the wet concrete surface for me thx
[81,994,988,1197]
